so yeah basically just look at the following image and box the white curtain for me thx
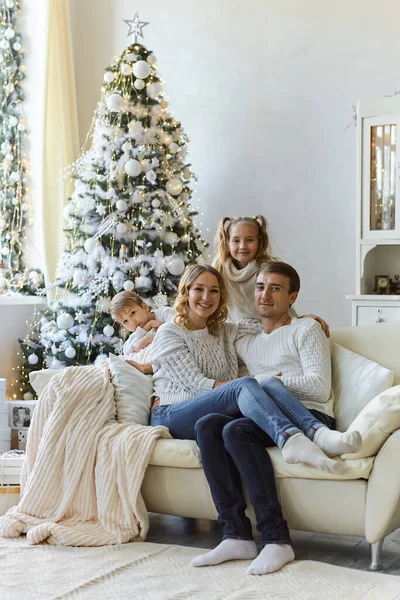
[24,0,79,285]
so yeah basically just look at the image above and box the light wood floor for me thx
[147,514,400,574]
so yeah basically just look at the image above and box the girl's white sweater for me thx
[224,259,260,321]
[149,321,239,405]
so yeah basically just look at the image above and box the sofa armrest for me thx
[365,429,400,543]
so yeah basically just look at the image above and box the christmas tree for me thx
[0,0,44,294]
[20,34,207,393]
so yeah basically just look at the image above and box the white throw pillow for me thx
[341,385,400,459]
[109,354,153,425]
[332,344,394,432]
[29,369,59,395]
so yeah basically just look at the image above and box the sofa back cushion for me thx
[109,354,153,425]
[332,344,394,431]
[330,322,400,386]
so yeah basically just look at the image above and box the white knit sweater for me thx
[149,322,239,405]
[225,259,260,321]
[235,318,334,416]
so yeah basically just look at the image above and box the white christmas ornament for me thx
[133,60,151,79]
[65,346,76,359]
[134,79,145,90]
[106,93,124,112]
[151,199,161,208]
[103,324,115,337]
[28,270,39,281]
[13,42,21,51]
[103,71,115,83]
[123,280,134,291]
[147,82,162,99]
[0,39,10,50]
[6,0,15,7]
[132,191,144,203]
[166,178,183,196]
[168,143,179,154]
[112,272,124,292]
[28,353,39,365]
[135,276,152,290]
[165,232,179,246]
[141,159,152,173]
[124,159,142,177]
[120,63,132,76]
[9,172,20,183]
[117,223,128,234]
[8,116,18,127]
[84,237,97,254]
[51,360,64,370]
[147,54,157,65]
[57,313,75,330]
[4,28,15,39]
[24,392,34,400]
[116,199,127,211]
[168,257,185,276]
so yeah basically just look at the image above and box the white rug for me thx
[1,537,399,600]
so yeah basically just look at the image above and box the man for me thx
[192,262,361,576]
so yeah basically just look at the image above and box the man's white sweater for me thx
[235,317,334,417]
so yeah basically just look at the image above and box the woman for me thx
[148,264,344,575]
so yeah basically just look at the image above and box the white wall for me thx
[68,0,400,328]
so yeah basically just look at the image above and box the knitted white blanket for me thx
[0,365,170,546]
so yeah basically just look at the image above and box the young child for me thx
[110,291,174,360]
[212,215,329,335]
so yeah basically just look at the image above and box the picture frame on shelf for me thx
[8,400,37,430]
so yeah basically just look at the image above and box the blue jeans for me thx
[150,376,329,449]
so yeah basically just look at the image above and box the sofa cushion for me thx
[332,344,394,431]
[149,439,202,468]
[340,384,400,459]
[109,353,152,426]
[148,438,374,479]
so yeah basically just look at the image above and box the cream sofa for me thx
[30,322,400,570]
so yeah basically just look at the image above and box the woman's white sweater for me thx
[149,322,239,405]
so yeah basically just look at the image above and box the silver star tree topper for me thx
[124,13,149,44]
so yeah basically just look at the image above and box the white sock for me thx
[191,539,258,567]
[282,433,347,475]
[313,427,362,457]
[247,544,295,575]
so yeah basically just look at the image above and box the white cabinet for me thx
[347,97,400,325]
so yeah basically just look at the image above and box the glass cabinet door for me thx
[362,116,400,239]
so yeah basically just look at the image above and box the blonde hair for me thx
[212,215,274,276]
[110,290,145,322]
[174,264,228,336]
